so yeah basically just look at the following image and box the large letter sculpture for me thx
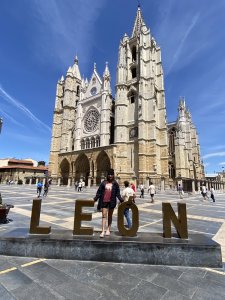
[162,202,188,239]
[117,197,139,236]
[29,199,51,234]
[73,200,94,235]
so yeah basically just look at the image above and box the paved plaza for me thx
[0,184,225,299]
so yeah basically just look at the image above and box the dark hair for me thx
[150,182,153,185]
[107,168,115,176]
[124,181,129,187]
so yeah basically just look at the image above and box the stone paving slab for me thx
[0,256,224,299]
[12,282,61,300]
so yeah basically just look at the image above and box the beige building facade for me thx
[49,7,205,191]
[0,159,48,184]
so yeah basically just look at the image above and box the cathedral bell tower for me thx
[114,6,169,183]
[49,56,81,182]
[60,55,81,152]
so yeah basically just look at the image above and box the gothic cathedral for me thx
[49,7,204,191]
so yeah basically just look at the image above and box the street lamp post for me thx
[221,167,225,185]
[0,118,3,134]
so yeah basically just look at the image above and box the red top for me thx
[131,183,136,192]
[103,182,112,202]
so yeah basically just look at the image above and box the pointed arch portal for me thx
[60,158,70,185]
[74,154,90,185]
[96,151,111,185]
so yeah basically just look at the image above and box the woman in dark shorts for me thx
[94,169,123,238]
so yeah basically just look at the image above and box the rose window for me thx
[84,109,99,132]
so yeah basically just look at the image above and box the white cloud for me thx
[167,13,200,74]
[203,162,210,167]
[208,145,225,151]
[219,162,225,166]
[0,108,24,127]
[8,132,49,145]
[156,1,225,78]
[0,85,51,132]
[31,0,105,69]
[202,152,225,159]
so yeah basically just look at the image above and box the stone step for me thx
[0,228,222,268]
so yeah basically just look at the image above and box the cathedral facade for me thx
[49,7,204,191]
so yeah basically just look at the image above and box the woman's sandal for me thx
[105,230,110,236]
[100,232,105,238]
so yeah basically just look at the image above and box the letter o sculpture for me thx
[117,199,139,237]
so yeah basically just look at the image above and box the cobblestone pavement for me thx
[0,184,225,299]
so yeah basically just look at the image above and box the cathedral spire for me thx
[131,5,146,38]
[186,108,192,120]
[58,75,64,83]
[81,76,85,88]
[178,97,186,111]
[74,55,78,64]
[92,62,102,85]
[71,55,81,80]
[103,62,111,92]
[66,66,73,76]
[103,62,110,79]
[178,97,186,121]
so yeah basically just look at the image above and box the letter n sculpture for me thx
[162,202,188,239]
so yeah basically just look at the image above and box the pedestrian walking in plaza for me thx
[122,181,135,228]
[43,182,49,197]
[148,182,155,203]
[139,183,145,198]
[94,168,123,238]
[74,181,78,191]
[178,184,184,199]
[78,181,82,192]
[130,182,136,202]
[37,181,43,198]
[210,186,215,202]
[82,181,85,191]
[131,182,136,193]
[201,184,207,200]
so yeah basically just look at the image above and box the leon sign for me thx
[29,198,188,239]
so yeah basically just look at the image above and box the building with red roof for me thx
[0,158,49,184]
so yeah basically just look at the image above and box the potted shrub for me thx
[0,193,14,224]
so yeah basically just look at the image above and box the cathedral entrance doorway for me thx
[96,151,111,185]
[60,158,70,185]
[182,179,192,192]
[74,154,90,186]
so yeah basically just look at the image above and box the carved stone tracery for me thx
[84,108,99,133]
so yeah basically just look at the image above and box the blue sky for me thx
[0,0,225,174]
